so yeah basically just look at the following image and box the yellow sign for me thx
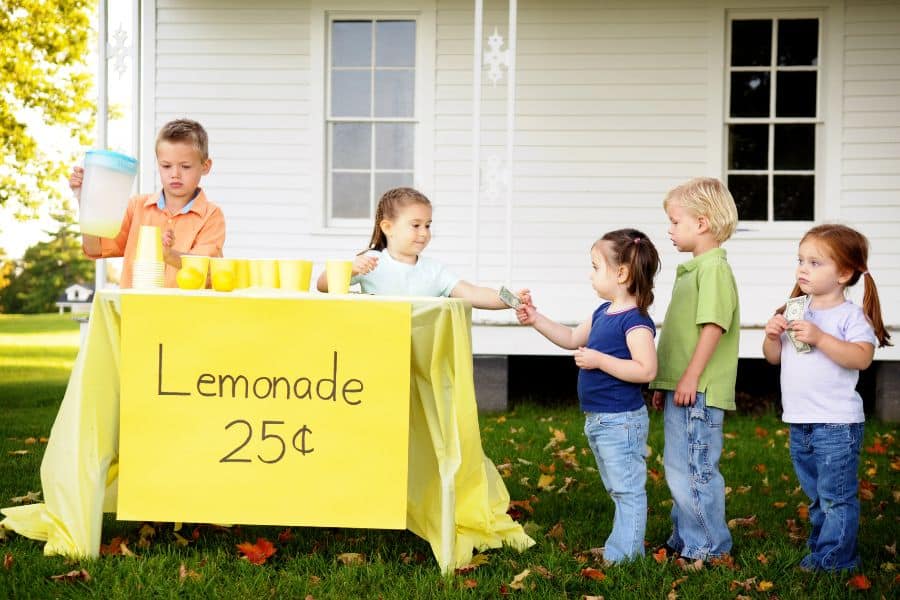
[117,294,411,528]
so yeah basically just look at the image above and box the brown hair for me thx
[663,177,738,243]
[781,224,891,347]
[363,187,432,253]
[595,228,661,315]
[155,118,209,161]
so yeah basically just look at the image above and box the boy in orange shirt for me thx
[70,119,226,288]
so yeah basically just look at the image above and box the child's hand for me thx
[651,390,665,411]
[764,313,788,340]
[573,346,602,370]
[352,254,378,276]
[69,167,84,198]
[674,373,699,407]
[789,319,823,346]
[517,289,532,307]
[516,303,537,325]
[162,229,175,247]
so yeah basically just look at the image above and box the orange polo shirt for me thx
[84,189,226,288]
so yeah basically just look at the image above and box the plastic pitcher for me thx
[79,149,139,238]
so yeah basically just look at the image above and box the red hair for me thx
[783,224,891,347]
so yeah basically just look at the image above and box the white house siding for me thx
[149,0,899,358]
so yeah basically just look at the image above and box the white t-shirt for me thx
[351,250,459,297]
[780,300,877,424]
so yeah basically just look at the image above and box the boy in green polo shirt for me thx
[650,177,739,562]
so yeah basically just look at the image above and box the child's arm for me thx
[516,303,591,350]
[449,281,507,309]
[674,323,723,407]
[762,313,787,365]
[573,326,657,383]
[789,320,875,370]
[316,254,378,292]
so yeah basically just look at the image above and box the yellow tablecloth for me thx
[1,290,533,571]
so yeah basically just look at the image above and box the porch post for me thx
[472,0,484,281]
[504,0,517,284]
[95,0,108,290]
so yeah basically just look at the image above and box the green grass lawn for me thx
[0,313,897,598]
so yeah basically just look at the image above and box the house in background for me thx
[55,283,94,315]
[97,0,899,417]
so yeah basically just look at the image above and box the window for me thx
[326,18,416,224]
[726,17,821,221]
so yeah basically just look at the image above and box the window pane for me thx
[375,123,414,170]
[778,19,818,66]
[374,70,414,117]
[730,72,770,117]
[332,123,371,170]
[331,70,371,117]
[728,175,768,221]
[728,125,768,170]
[375,173,414,200]
[376,21,415,67]
[731,20,772,67]
[332,21,371,67]
[774,175,814,220]
[776,72,816,117]
[332,172,371,219]
[774,124,815,170]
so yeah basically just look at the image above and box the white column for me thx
[95,0,108,290]
[504,0,517,284]
[471,0,483,281]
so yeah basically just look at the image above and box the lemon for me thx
[211,270,236,292]
[176,267,204,290]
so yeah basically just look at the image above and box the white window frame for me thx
[309,1,435,235]
[706,3,843,239]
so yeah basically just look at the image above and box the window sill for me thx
[731,222,814,241]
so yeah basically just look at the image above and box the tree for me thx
[1,0,96,217]
[0,203,94,313]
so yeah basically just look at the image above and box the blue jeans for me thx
[789,423,863,572]
[663,391,731,559]
[583,405,649,563]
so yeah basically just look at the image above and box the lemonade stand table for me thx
[1,289,533,572]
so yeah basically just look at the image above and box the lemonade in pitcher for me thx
[78,150,139,238]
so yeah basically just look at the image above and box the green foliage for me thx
[0,205,94,313]
[0,0,96,216]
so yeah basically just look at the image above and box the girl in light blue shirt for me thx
[317,187,523,309]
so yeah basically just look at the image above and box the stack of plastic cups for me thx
[132,225,165,289]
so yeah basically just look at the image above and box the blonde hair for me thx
[155,118,209,162]
[363,187,432,253]
[663,177,738,243]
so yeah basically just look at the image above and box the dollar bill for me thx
[498,286,521,309]
[784,295,811,353]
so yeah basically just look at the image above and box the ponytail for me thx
[598,228,661,315]
[862,272,892,347]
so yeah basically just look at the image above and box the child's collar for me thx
[677,247,726,274]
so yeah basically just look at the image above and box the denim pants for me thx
[583,405,649,562]
[663,391,732,559]
[789,423,863,571]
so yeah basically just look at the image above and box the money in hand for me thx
[784,295,811,353]
[498,286,521,309]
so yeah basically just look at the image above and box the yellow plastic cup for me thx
[210,257,236,278]
[181,255,210,283]
[234,259,251,289]
[249,259,262,288]
[258,259,280,289]
[135,225,163,263]
[326,260,353,294]
[278,259,313,291]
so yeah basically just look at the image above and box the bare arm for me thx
[522,306,591,350]
[790,319,874,370]
[574,326,657,383]
[450,280,506,309]
[762,313,786,365]
[316,254,378,293]
[674,323,724,406]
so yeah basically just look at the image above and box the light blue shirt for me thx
[351,250,459,297]
[780,300,877,424]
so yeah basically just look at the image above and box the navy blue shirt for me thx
[577,302,656,413]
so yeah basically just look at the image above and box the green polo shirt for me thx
[650,247,740,410]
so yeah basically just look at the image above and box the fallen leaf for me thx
[756,553,768,564]
[508,498,535,515]
[648,468,663,483]
[278,528,294,544]
[496,416,507,424]
[462,578,478,589]
[10,491,41,504]
[736,485,752,494]
[50,569,91,583]
[723,432,738,439]
[797,505,809,520]
[667,591,677,600]
[537,473,556,491]
[100,537,135,557]
[23,437,37,445]
[236,538,277,565]
[557,477,576,494]
[756,580,774,592]
[727,515,758,529]
[178,563,201,582]
[847,574,871,590]
[729,577,757,592]
[772,501,786,509]
[753,463,767,473]
[3,553,12,570]
[532,565,552,578]
[678,558,704,572]
[583,596,604,600]
[885,542,896,557]
[754,427,769,438]
[335,552,364,566]
[652,547,669,563]
[865,442,886,455]
[708,554,736,570]
[547,521,565,541]
[39,436,48,443]
[7,450,28,456]
[671,576,688,588]
[508,569,531,590]
[580,567,605,581]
